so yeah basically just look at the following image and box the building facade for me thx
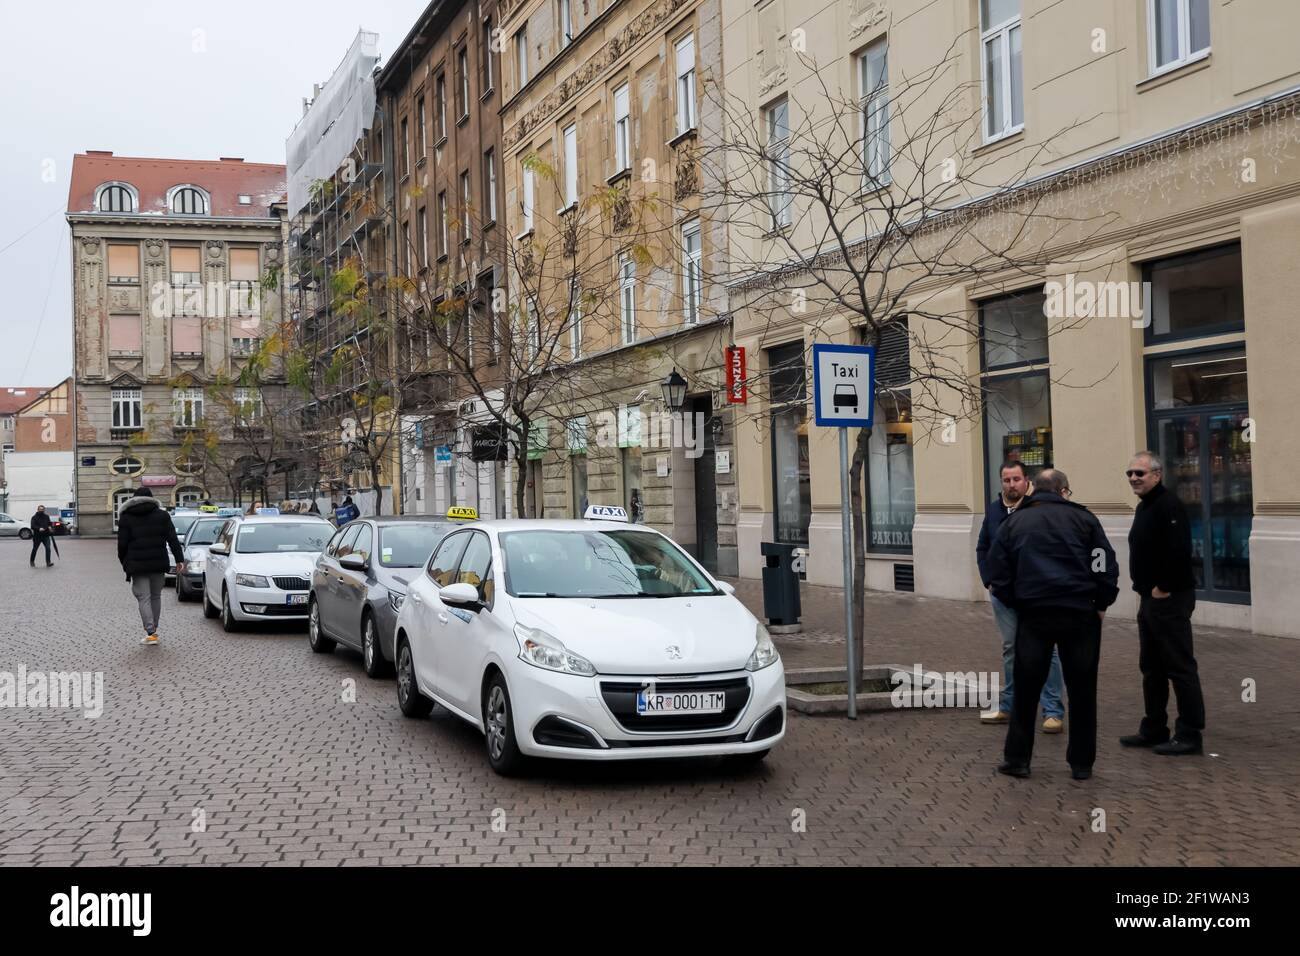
[3,378,75,524]
[67,152,288,533]
[724,0,1300,637]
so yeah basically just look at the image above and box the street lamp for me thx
[661,368,688,411]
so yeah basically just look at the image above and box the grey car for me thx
[0,513,22,537]
[175,516,228,601]
[307,516,458,678]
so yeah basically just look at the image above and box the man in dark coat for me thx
[29,505,54,567]
[986,469,1119,781]
[117,487,186,646]
[1122,450,1206,756]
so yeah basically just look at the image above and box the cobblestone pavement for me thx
[1,538,1296,866]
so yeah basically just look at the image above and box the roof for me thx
[0,387,53,416]
[473,520,649,534]
[228,514,333,524]
[67,152,287,219]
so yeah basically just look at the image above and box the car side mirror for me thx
[209,542,229,555]
[717,581,736,596]
[339,553,368,571]
[440,582,482,611]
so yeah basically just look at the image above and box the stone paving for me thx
[1,538,1296,865]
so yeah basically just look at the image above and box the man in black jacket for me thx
[29,505,54,567]
[987,469,1119,780]
[1122,451,1205,756]
[117,487,186,646]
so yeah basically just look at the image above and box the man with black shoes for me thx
[1122,451,1206,756]
[986,469,1119,781]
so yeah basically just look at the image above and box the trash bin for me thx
[760,541,802,627]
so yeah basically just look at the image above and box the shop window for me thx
[867,320,913,553]
[769,342,809,545]
[1144,243,1243,342]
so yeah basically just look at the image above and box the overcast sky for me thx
[0,0,430,388]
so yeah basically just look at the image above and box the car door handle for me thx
[437,612,449,625]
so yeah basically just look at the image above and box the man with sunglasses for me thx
[1123,451,1205,756]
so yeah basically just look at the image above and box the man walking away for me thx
[117,487,185,646]
[975,461,1064,732]
[987,469,1119,781]
[29,505,54,567]
[1122,451,1206,756]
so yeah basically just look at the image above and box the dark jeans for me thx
[1136,590,1205,744]
[1004,606,1102,770]
[30,535,51,564]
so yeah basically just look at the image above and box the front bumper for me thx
[510,662,786,761]
[371,599,400,662]
[230,582,311,620]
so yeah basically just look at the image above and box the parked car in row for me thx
[307,513,468,678]
[392,506,786,776]
[165,509,203,584]
[175,515,229,601]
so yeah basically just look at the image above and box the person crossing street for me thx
[29,505,54,567]
[116,487,186,646]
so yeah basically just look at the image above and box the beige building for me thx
[723,0,1300,637]
[67,152,289,532]
[499,0,740,572]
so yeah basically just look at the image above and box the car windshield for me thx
[187,519,224,546]
[236,522,331,554]
[379,524,449,568]
[172,514,199,535]
[500,529,719,599]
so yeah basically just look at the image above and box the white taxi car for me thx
[393,506,785,775]
[201,512,334,631]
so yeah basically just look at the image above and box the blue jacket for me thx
[985,492,1120,613]
[975,495,1022,586]
[334,502,359,525]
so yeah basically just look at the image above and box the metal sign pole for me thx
[840,427,857,719]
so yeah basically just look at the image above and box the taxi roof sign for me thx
[446,506,479,521]
[255,507,280,515]
[216,508,242,517]
[584,505,628,522]
[198,504,219,513]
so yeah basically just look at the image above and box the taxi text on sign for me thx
[811,343,876,429]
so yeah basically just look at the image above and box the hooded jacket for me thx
[30,510,52,537]
[985,491,1120,613]
[116,495,185,577]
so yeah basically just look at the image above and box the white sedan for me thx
[393,508,785,775]
[201,515,334,631]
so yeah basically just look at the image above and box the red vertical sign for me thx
[725,346,747,404]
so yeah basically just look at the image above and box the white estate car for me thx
[201,514,334,631]
[392,507,785,775]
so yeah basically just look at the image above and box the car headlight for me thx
[745,622,780,671]
[388,588,405,612]
[514,623,596,676]
[235,573,270,588]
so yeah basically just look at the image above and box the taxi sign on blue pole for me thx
[812,343,875,428]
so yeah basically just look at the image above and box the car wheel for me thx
[362,613,391,678]
[176,579,189,602]
[307,599,334,654]
[396,639,433,718]
[483,674,526,776]
[724,749,771,770]
[18,529,31,540]
[221,588,241,633]
[202,584,219,619]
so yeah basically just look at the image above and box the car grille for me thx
[599,677,751,732]
[272,576,311,591]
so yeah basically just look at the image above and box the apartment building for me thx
[67,151,288,532]
[725,0,1300,637]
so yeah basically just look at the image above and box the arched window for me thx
[175,485,205,507]
[170,186,208,215]
[96,183,136,213]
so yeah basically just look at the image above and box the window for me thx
[401,118,410,177]
[108,244,139,283]
[619,254,636,344]
[427,532,469,586]
[233,387,262,424]
[521,164,535,233]
[173,388,204,428]
[526,297,541,358]
[110,453,144,476]
[981,0,1023,141]
[613,83,631,173]
[980,289,1051,498]
[682,219,702,323]
[111,390,142,430]
[859,38,890,186]
[1150,0,1210,74]
[170,246,202,316]
[456,532,494,606]
[230,248,259,315]
[867,320,913,554]
[417,206,427,265]
[675,34,697,134]
[516,26,528,88]
[353,523,374,563]
[461,170,472,243]
[559,0,573,48]
[97,183,134,213]
[484,149,497,222]
[171,186,207,215]
[562,123,578,207]
[437,191,448,258]
[1144,243,1243,341]
[457,47,470,119]
[172,316,202,355]
[482,18,494,90]
[238,194,251,205]
[567,279,582,359]
[109,316,141,355]
[417,97,427,157]
[766,97,791,229]
[436,74,447,141]
[769,342,809,545]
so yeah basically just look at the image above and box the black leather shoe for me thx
[997,762,1030,778]
[1071,767,1092,780]
[1119,733,1168,748]
[1153,738,1202,756]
